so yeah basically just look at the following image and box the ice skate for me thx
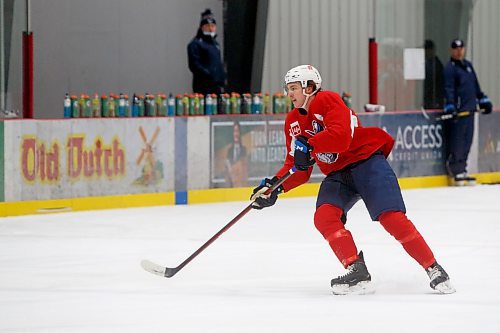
[452,173,476,187]
[331,251,373,295]
[426,262,456,294]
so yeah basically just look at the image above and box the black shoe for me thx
[331,251,373,295]
[426,262,456,294]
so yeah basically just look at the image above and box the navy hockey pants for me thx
[316,152,406,221]
[446,114,474,176]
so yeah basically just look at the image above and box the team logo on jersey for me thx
[316,152,338,164]
[305,120,324,136]
[289,121,301,137]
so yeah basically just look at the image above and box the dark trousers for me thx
[316,152,406,221]
[446,114,474,176]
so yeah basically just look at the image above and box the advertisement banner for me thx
[210,111,447,188]
[3,118,175,201]
[210,115,324,188]
[359,112,446,177]
[478,112,500,172]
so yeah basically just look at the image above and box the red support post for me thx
[23,32,34,118]
[368,37,378,105]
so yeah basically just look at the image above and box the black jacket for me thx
[187,29,226,95]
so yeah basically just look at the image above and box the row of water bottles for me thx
[64,92,294,118]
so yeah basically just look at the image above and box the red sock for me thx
[379,211,436,269]
[314,204,358,268]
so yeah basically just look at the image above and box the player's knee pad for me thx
[379,211,420,244]
[314,204,344,238]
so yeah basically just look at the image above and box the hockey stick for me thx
[141,167,297,278]
[436,110,474,121]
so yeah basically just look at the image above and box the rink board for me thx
[1,111,499,216]
[2,118,175,202]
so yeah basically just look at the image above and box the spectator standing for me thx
[443,38,493,185]
[187,9,226,95]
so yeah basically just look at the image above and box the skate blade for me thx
[433,280,456,294]
[452,180,476,187]
[331,281,374,295]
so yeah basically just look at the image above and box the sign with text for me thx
[359,112,446,177]
[210,116,287,188]
[3,118,175,201]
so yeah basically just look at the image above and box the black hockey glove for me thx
[294,136,315,171]
[479,96,492,114]
[250,176,284,210]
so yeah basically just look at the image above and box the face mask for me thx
[202,31,216,38]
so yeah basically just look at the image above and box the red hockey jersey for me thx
[276,90,395,192]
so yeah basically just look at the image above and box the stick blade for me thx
[141,259,167,277]
[141,260,179,278]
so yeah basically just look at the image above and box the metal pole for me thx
[26,0,30,32]
[23,0,33,118]
[0,0,5,110]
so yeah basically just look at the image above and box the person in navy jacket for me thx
[443,38,493,185]
[187,9,226,95]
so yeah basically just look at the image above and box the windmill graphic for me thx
[135,126,163,185]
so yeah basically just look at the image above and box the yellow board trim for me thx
[1,172,499,217]
[0,192,175,217]
[188,172,500,204]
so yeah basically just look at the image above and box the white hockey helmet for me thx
[284,65,322,93]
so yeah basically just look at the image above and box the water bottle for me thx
[131,94,139,117]
[199,94,205,115]
[182,94,190,116]
[138,95,145,117]
[175,94,183,116]
[158,94,167,116]
[242,93,252,114]
[205,94,214,115]
[108,94,116,117]
[167,93,175,116]
[251,93,262,114]
[64,93,71,118]
[263,93,270,114]
[118,93,126,117]
[101,95,109,117]
[230,92,241,114]
[71,95,79,118]
[92,93,101,117]
[124,94,130,117]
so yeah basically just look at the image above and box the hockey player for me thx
[250,65,455,295]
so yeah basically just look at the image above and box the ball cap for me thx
[451,39,465,48]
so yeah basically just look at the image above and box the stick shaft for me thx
[167,168,296,277]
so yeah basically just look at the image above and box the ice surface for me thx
[1,185,500,332]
